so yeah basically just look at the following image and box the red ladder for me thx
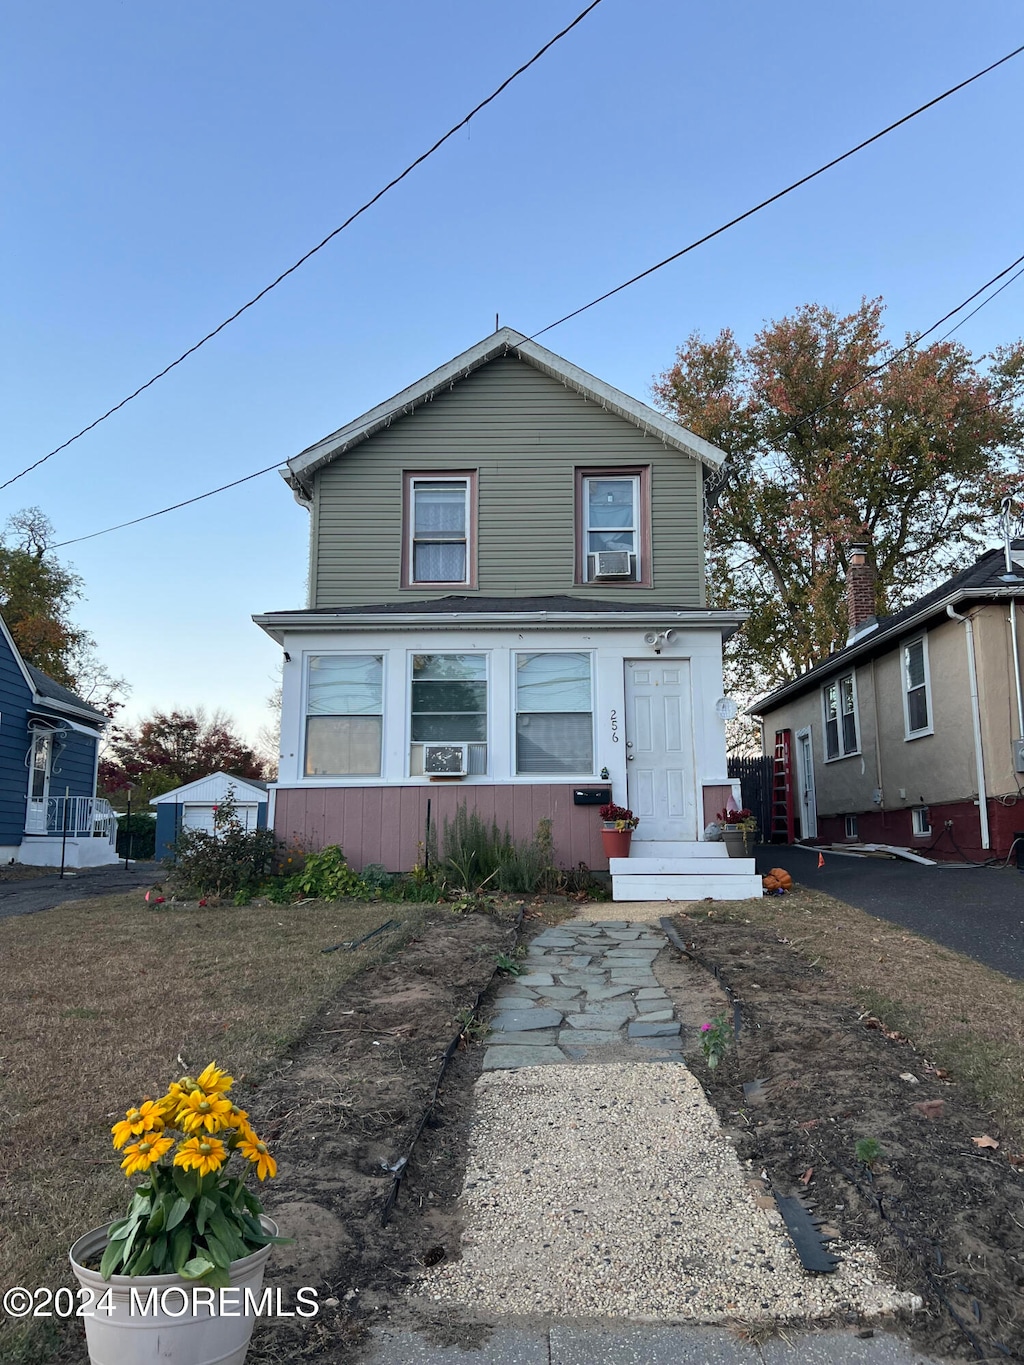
[771,729,795,843]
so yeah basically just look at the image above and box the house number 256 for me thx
[610,709,620,742]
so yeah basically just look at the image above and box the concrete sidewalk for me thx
[365,1324,942,1364]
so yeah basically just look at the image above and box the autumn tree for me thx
[0,506,128,713]
[100,706,267,803]
[653,299,1024,690]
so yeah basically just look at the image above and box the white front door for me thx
[624,660,697,842]
[25,731,52,834]
[795,727,817,839]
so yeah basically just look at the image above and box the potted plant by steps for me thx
[69,1061,288,1365]
[599,802,639,859]
[716,806,758,858]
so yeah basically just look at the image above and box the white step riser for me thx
[629,841,729,858]
[610,857,756,875]
[612,874,764,902]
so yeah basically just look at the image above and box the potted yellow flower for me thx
[70,1062,285,1365]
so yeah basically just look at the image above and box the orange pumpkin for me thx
[762,873,780,891]
[769,867,793,890]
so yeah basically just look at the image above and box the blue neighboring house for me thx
[0,612,118,867]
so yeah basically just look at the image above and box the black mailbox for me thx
[573,787,612,806]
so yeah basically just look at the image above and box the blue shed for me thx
[150,772,269,862]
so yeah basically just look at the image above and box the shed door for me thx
[182,804,216,834]
[624,660,697,842]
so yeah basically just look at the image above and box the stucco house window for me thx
[515,652,593,774]
[912,806,931,836]
[305,654,384,776]
[409,653,487,775]
[903,637,932,738]
[823,673,859,760]
[845,815,858,839]
[404,474,476,587]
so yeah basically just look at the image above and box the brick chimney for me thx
[846,539,877,642]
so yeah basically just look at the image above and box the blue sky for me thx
[2,1,1021,742]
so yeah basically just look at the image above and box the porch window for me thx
[823,673,859,760]
[515,652,593,774]
[305,655,383,776]
[576,468,650,584]
[409,653,487,775]
[903,637,931,737]
[845,814,858,839]
[912,806,931,836]
[405,475,475,586]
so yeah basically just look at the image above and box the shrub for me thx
[439,806,514,891]
[116,812,156,860]
[360,862,395,893]
[283,845,367,900]
[171,792,278,897]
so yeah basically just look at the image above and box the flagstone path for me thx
[483,919,685,1070]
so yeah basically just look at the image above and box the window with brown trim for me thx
[402,472,477,588]
[575,466,651,585]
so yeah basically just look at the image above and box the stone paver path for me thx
[484,918,682,1069]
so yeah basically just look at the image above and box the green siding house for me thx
[255,329,761,900]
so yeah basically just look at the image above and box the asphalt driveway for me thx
[755,845,1024,980]
[0,861,159,920]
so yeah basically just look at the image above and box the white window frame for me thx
[901,635,934,740]
[512,650,596,777]
[912,806,931,836]
[582,474,641,582]
[821,671,860,761]
[844,814,859,839]
[302,652,386,779]
[407,651,489,778]
[407,475,472,587]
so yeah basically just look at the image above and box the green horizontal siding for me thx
[312,355,705,606]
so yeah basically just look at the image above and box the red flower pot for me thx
[600,826,634,859]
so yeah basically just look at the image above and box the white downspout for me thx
[946,604,990,850]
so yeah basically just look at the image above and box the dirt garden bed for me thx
[670,902,1024,1363]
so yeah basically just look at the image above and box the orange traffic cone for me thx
[817,852,825,868]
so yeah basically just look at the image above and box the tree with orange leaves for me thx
[654,299,1024,691]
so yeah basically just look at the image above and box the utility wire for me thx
[51,247,1024,551]
[937,260,1024,342]
[527,41,1024,340]
[1,0,606,494]
[787,248,1024,431]
[47,41,1024,550]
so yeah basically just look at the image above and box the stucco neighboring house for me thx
[0,611,117,867]
[254,328,761,900]
[749,537,1024,862]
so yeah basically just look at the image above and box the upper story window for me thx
[404,473,476,588]
[823,672,859,760]
[576,468,650,585]
[515,652,593,774]
[903,636,932,738]
[305,654,383,776]
[409,653,487,776]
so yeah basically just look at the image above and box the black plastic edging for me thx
[659,915,745,1040]
[379,904,526,1227]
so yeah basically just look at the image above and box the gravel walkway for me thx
[417,918,921,1327]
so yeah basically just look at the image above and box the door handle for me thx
[626,755,635,761]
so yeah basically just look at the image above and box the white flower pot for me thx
[69,1218,277,1365]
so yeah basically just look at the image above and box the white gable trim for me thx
[149,771,268,806]
[283,329,724,499]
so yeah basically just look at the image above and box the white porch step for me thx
[629,841,729,858]
[613,873,763,902]
[610,856,756,875]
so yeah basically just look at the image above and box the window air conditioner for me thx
[423,743,468,777]
[592,551,633,579]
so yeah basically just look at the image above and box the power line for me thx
[788,249,1024,431]
[527,41,1024,341]
[938,261,1024,342]
[1,0,606,495]
[51,248,1024,551]
[47,41,1024,550]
